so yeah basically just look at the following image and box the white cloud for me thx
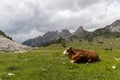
[12,28,44,43]
[0,0,120,42]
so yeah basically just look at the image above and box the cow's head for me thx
[63,47,72,55]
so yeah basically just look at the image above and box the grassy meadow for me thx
[0,38,120,80]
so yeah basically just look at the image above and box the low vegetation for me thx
[0,38,120,80]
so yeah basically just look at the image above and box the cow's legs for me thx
[70,56,80,63]
[88,58,94,63]
[70,60,75,63]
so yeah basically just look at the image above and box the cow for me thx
[63,47,99,63]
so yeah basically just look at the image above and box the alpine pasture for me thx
[0,38,120,80]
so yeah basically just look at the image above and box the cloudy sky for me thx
[0,0,120,43]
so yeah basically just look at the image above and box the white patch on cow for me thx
[81,54,83,56]
[63,50,68,55]
[67,47,70,49]
[70,60,75,63]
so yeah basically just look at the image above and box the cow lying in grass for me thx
[63,47,99,63]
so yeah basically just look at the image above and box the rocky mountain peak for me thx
[74,26,87,34]
[111,19,120,27]
[43,31,58,36]
[70,26,90,40]
[59,29,71,41]
[42,31,59,40]
[75,26,85,34]
[106,19,120,32]
[61,29,70,34]
[60,29,71,37]
[23,31,60,47]
[78,26,84,30]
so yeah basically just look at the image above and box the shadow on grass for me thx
[7,65,21,71]
[73,59,102,64]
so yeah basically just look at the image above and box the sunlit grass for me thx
[0,38,120,80]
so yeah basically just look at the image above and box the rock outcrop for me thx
[0,35,30,51]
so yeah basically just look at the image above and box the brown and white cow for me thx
[63,47,99,63]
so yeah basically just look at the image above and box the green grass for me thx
[0,38,120,80]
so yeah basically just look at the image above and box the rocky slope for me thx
[0,35,30,51]
[86,20,120,40]
[105,19,120,32]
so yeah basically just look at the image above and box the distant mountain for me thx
[22,26,89,47]
[23,31,60,47]
[23,30,71,47]
[86,20,120,40]
[105,19,120,32]
[70,26,90,40]
[23,19,120,47]
[59,29,71,41]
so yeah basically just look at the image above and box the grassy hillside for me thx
[0,38,120,80]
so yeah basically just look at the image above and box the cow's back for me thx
[81,50,99,60]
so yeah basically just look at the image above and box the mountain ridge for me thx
[22,19,120,47]
[22,26,90,47]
